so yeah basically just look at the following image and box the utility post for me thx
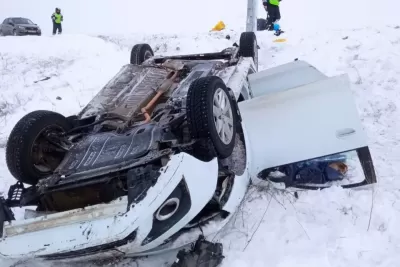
[246,0,257,32]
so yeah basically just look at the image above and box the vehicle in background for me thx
[0,17,41,36]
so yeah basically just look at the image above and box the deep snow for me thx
[1,0,400,266]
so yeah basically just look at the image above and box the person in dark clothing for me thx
[263,0,281,31]
[51,8,63,35]
[262,0,271,30]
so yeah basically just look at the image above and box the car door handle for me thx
[336,128,356,139]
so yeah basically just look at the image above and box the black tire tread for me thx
[239,32,256,59]
[130,43,154,65]
[186,76,237,159]
[186,77,213,139]
[6,110,71,185]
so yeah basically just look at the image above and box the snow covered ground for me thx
[1,0,400,266]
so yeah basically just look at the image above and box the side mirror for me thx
[8,22,14,26]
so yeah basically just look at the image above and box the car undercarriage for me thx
[5,46,252,213]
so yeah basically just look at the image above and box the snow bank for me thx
[0,35,125,146]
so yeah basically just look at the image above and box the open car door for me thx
[239,60,377,190]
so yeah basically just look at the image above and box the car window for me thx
[11,18,34,24]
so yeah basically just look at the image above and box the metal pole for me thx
[246,0,257,32]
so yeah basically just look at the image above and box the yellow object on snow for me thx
[273,38,287,43]
[211,21,226,31]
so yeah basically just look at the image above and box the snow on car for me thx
[0,31,377,263]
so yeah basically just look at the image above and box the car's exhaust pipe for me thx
[141,70,180,122]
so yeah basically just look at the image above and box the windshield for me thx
[11,18,34,25]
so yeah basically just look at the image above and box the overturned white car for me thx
[0,32,376,262]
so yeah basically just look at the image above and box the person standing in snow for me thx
[262,0,271,30]
[264,0,281,31]
[51,8,63,35]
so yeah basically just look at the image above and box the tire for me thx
[257,18,267,31]
[186,76,238,159]
[130,43,154,65]
[238,32,258,71]
[6,110,72,185]
[12,30,17,36]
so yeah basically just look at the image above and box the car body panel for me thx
[240,71,368,178]
[248,60,327,98]
[0,153,219,259]
[54,123,163,179]
[224,57,256,100]
[220,124,252,214]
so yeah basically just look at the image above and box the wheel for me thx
[238,32,258,71]
[12,30,17,36]
[257,18,267,31]
[0,30,4,36]
[6,110,72,185]
[130,43,154,65]
[186,76,238,159]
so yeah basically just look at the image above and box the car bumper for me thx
[0,152,218,262]
[17,30,41,36]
